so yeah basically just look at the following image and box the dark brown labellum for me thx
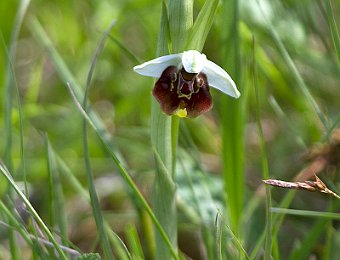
[153,66,213,118]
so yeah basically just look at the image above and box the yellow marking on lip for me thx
[175,108,187,118]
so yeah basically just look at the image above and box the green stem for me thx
[150,1,193,259]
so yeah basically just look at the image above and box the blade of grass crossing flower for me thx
[186,0,219,51]
[81,20,117,260]
[252,37,273,259]
[66,83,179,260]
[220,0,245,237]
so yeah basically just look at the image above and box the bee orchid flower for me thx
[133,50,240,118]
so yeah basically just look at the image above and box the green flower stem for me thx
[150,1,193,259]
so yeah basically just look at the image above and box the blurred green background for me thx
[0,0,339,259]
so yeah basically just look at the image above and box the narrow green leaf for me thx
[81,19,117,260]
[220,0,245,238]
[0,162,68,259]
[169,0,193,52]
[65,82,179,260]
[224,222,250,259]
[271,208,340,219]
[324,0,340,68]
[75,253,101,260]
[252,37,273,259]
[29,18,124,163]
[0,200,33,247]
[2,1,31,258]
[54,149,131,260]
[186,0,219,51]
[125,224,145,260]
[46,137,68,246]
[157,1,171,56]
[255,0,328,129]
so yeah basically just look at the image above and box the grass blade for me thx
[252,37,273,259]
[45,137,68,246]
[2,1,31,258]
[186,0,219,51]
[29,18,124,162]
[66,82,179,260]
[81,20,117,260]
[324,0,340,68]
[0,162,68,259]
[125,223,145,260]
[220,0,246,237]
[255,0,328,129]
[53,148,131,260]
[271,208,340,219]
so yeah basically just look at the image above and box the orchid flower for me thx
[133,50,240,118]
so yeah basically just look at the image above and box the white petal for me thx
[133,53,182,78]
[181,50,207,73]
[201,60,240,98]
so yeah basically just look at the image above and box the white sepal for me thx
[133,53,182,78]
[201,60,240,98]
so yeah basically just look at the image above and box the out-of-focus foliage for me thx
[0,0,339,259]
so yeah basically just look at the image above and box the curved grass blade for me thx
[0,162,68,259]
[52,148,131,260]
[66,82,179,260]
[255,0,328,129]
[2,1,31,258]
[81,19,117,260]
[28,18,124,163]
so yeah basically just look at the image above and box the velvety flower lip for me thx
[133,50,240,98]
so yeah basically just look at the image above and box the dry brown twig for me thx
[263,175,340,200]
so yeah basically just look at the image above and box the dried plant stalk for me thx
[263,175,340,199]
